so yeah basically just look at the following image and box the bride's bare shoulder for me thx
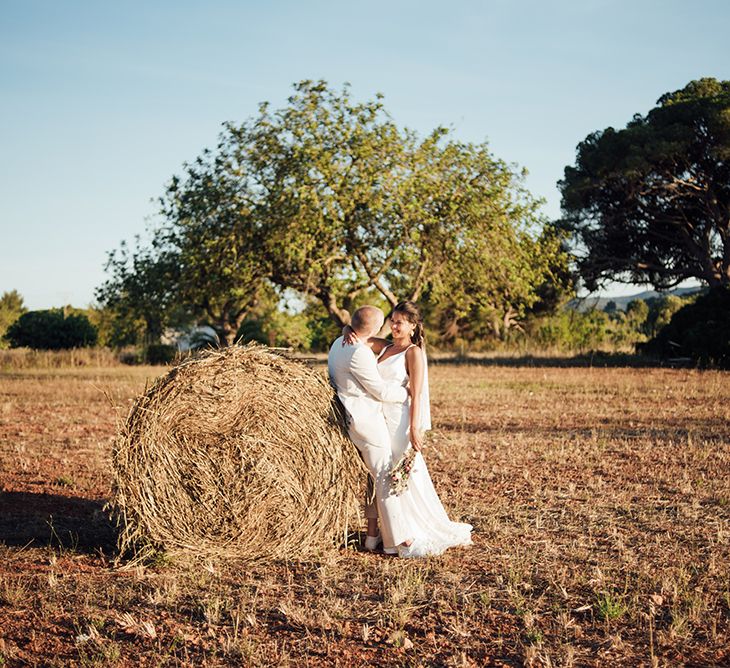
[405,344,423,367]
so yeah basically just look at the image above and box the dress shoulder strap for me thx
[377,344,393,360]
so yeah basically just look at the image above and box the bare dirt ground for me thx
[1,361,729,666]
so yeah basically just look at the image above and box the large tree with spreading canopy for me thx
[559,78,730,291]
[100,80,570,344]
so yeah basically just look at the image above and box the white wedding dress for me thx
[378,345,473,558]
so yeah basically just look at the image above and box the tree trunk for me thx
[213,311,237,347]
[219,324,237,346]
[318,288,351,328]
[144,317,163,346]
[376,320,392,338]
[501,307,523,338]
[442,319,460,342]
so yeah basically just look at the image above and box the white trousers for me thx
[350,430,410,549]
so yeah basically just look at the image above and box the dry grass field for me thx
[0,358,729,666]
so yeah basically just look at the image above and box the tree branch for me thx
[353,248,399,305]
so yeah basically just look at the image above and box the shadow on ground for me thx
[0,491,116,552]
[297,352,698,368]
[436,416,730,444]
[429,353,694,368]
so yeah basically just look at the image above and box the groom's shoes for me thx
[364,532,382,551]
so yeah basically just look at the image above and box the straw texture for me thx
[111,344,363,562]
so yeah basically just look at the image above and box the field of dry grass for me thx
[1,359,729,666]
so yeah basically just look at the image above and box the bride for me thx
[347,301,472,558]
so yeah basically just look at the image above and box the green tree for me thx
[237,81,408,325]
[0,290,27,348]
[625,299,649,326]
[529,308,612,353]
[234,285,313,350]
[644,294,691,338]
[160,143,272,345]
[242,80,566,335]
[100,80,569,344]
[85,304,142,348]
[6,308,98,349]
[96,239,182,346]
[430,226,574,342]
[559,78,730,291]
[643,288,730,367]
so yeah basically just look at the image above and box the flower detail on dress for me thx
[389,447,417,496]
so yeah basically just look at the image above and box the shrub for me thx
[306,314,340,352]
[5,309,98,350]
[643,294,691,338]
[0,290,27,349]
[145,344,177,365]
[528,309,614,352]
[642,288,730,368]
[238,310,326,351]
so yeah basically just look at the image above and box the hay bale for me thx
[111,344,363,562]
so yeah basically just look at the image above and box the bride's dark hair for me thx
[392,301,425,348]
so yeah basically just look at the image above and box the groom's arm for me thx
[351,346,408,404]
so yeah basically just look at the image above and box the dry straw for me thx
[111,343,364,562]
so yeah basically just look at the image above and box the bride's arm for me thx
[365,336,391,355]
[342,325,391,354]
[405,346,425,451]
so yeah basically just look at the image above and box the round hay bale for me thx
[111,343,363,562]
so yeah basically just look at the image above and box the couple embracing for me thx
[328,301,472,558]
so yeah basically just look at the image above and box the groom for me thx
[328,305,410,552]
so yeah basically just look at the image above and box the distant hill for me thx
[568,287,706,312]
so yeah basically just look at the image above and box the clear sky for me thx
[1,0,728,309]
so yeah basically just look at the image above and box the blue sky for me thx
[1,0,728,309]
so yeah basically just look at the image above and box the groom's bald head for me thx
[350,306,384,337]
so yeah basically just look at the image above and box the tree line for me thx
[96,80,572,347]
[3,78,729,363]
[0,286,703,357]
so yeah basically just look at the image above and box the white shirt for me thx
[327,336,408,447]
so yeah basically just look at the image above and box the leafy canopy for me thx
[96,239,183,346]
[99,80,570,343]
[559,77,730,291]
[0,290,27,349]
[224,80,566,331]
